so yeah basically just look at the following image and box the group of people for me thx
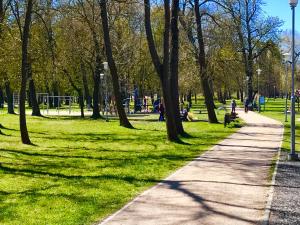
[231,97,252,113]
[157,101,189,122]
[146,96,254,122]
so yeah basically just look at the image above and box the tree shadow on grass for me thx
[1,126,17,131]
[0,148,195,163]
[0,163,161,183]
[0,130,10,136]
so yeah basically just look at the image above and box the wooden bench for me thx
[194,109,208,114]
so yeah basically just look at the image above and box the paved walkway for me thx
[100,110,284,225]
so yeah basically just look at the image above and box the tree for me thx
[99,0,133,128]
[19,0,34,144]
[1,0,15,114]
[144,0,184,141]
[194,0,218,123]
[179,0,218,123]
[216,0,282,101]
[76,0,104,119]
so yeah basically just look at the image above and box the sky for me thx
[262,0,300,32]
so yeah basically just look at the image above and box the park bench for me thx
[224,112,238,127]
[194,109,208,114]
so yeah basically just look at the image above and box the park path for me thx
[99,109,283,225]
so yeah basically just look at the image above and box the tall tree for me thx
[170,0,185,134]
[76,0,103,119]
[99,0,133,128]
[144,0,183,141]
[194,0,218,123]
[179,0,218,123]
[11,0,41,116]
[19,0,34,144]
[216,0,282,101]
[1,1,15,115]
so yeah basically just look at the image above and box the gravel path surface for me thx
[98,110,283,225]
[269,152,300,225]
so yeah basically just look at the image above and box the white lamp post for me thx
[102,62,109,122]
[289,0,298,160]
[103,62,108,71]
[100,73,105,116]
[256,68,262,112]
[283,53,291,122]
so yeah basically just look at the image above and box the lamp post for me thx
[102,61,109,122]
[289,0,298,160]
[246,76,249,99]
[283,53,291,122]
[100,73,105,115]
[256,68,262,112]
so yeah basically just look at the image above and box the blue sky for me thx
[262,0,300,32]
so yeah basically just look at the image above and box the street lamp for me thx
[246,76,249,99]
[289,0,298,160]
[256,68,262,112]
[283,53,291,122]
[103,62,108,71]
[101,62,109,122]
[100,73,105,116]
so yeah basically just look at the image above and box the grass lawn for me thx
[0,106,239,225]
[259,97,300,153]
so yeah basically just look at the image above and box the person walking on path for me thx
[244,97,250,113]
[99,110,284,225]
[231,99,237,114]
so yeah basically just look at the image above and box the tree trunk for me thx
[162,78,179,141]
[240,89,244,102]
[19,0,33,145]
[91,73,102,119]
[187,90,192,107]
[27,90,31,107]
[217,90,222,103]
[100,0,133,128]
[170,0,185,136]
[194,0,218,123]
[29,78,41,116]
[28,62,41,116]
[161,0,179,141]
[79,95,84,118]
[5,81,14,114]
[0,88,4,108]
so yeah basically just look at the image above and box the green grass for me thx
[0,108,238,225]
[259,97,300,154]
